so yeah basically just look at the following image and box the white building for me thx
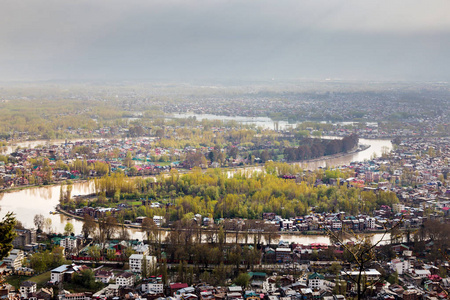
[308,273,325,289]
[142,282,164,293]
[95,270,114,284]
[341,269,381,281]
[365,217,376,229]
[19,281,37,299]
[4,249,24,270]
[60,237,78,251]
[411,269,431,279]
[153,216,164,227]
[129,254,156,274]
[391,258,410,275]
[280,219,294,230]
[331,220,342,230]
[116,272,134,287]
[50,264,83,283]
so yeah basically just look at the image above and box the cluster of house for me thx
[322,122,445,140]
[262,212,378,233]
[0,137,178,188]
[71,205,166,228]
[357,138,449,216]
[2,225,449,300]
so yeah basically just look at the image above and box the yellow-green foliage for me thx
[96,163,399,221]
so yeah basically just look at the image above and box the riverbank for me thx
[294,144,370,165]
[0,142,370,195]
[0,179,86,194]
[0,137,391,238]
[56,204,386,239]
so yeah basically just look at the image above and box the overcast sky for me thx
[1,0,449,82]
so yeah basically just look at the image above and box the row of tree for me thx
[283,135,359,162]
[75,163,400,224]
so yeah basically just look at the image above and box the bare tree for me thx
[141,218,157,242]
[44,218,52,233]
[33,214,45,232]
[98,214,117,245]
[82,214,96,240]
[326,218,403,300]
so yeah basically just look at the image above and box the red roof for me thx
[170,283,188,290]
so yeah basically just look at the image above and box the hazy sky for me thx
[1,0,449,82]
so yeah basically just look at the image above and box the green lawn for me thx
[6,271,51,289]
[29,271,51,287]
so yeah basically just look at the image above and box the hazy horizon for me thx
[1,0,449,83]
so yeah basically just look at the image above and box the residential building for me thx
[410,269,431,279]
[50,264,84,283]
[116,272,134,287]
[341,269,381,282]
[60,293,89,300]
[153,216,164,227]
[332,219,342,230]
[142,282,164,293]
[4,249,24,270]
[134,243,149,256]
[19,281,36,299]
[307,273,325,290]
[95,270,114,284]
[170,283,189,296]
[60,237,78,252]
[275,247,291,262]
[12,229,36,248]
[365,217,376,229]
[391,258,410,275]
[129,254,156,274]
[393,203,405,214]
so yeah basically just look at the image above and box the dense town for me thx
[0,133,448,300]
[0,83,449,142]
[1,0,450,298]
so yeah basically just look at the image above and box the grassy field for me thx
[29,271,51,287]
[6,271,50,289]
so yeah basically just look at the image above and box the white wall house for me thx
[129,254,156,275]
[60,237,78,251]
[142,282,164,293]
[116,272,134,287]
[391,258,410,275]
[4,249,24,270]
[308,273,325,289]
[19,281,37,299]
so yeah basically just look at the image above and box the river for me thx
[169,113,378,131]
[0,119,392,244]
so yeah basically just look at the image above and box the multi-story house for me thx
[4,249,24,270]
[115,272,134,287]
[142,281,164,294]
[12,229,36,248]
[129,254,156,275]
[60,236,78,252]
[19,281,36,299]
[308,273,325,290]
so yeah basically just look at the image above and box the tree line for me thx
[66,162,401,224]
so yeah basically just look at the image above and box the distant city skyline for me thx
[1,0,449,82]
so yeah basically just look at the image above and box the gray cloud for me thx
[0,0,449,82]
